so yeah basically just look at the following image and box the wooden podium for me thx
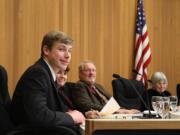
[85,119,180,135]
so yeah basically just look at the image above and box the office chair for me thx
[112,75,145,110]
[0,65,15,135]
[176,84,180,105]
[0,65,79,135]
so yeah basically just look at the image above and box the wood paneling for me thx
[1,0,180,96]
[0,0,14,95]
[146,0,180,95]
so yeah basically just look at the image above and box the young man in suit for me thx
[11,31,85,135]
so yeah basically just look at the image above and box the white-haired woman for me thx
[142,72,171,111]
[149,72,171,96]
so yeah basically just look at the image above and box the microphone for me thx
[132,69,152,83]
[129,80,152,118]
[131,71,153,118]
[148,80,152,83]
[132,69,143,76]
[112,73,153,118]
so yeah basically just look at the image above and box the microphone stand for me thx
[132,70,153,118]
[128,80,152,118]
[113,73,153,119]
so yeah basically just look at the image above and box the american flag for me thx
[134,0,151,88]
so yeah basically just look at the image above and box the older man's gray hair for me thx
[78,60,96,72]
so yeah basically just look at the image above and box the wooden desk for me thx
[85,119,180,135]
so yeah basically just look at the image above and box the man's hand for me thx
[66,110,85,124]
[114,108,140,114]
[85,110,100,119]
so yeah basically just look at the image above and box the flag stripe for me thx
[134,0,151,89]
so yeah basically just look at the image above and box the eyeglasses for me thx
[82,69,96,72]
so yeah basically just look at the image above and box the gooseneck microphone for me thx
[132,69,142,76]
[112,73,153,118]
[132,69,152,83]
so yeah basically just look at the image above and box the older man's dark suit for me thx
[72,80,111,113]
[11,58,77,132]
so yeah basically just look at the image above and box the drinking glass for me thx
[151,96,162,117]
[169,96,178,112]
[158,97,170,119]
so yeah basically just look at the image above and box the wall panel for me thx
[13,0,60,94]
[0,0,180,96]
[0,0,14,95]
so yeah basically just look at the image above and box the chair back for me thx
[112,76,145,110]
[176,84,180,105]
[0,65,14,134]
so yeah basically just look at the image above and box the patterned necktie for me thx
[90,85,108,105]
[58,87,73,108]
[55,81,73,108]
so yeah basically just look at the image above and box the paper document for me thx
[99,97,120,116]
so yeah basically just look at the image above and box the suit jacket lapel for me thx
[37,58,59,94]
[37,58,68,111]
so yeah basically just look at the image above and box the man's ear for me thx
[79,72,83,79]
[43,45,49,56]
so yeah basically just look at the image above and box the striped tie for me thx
[91,85,108,105]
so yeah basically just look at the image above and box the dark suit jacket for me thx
[0,65,11,111]
[0,65,14,134]
[72,80,111,113]
[0,65,13,135]
[11,58,75,128]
